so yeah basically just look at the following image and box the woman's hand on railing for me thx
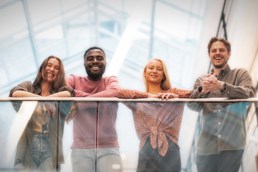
[157,93,179,100]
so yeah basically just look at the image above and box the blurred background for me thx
[0,0,258,171]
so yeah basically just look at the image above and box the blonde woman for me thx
[117,58,190,172]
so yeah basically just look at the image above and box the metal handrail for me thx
[1,97,258,102]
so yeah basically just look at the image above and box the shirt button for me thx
[218,135,221,138]
[218,122,221,125]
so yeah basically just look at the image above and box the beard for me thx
[212,55,228,69]
[212,59,228,69]
[85,65,106,81]
[213,63,227,69]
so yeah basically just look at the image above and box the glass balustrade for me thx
[0,98,257,172]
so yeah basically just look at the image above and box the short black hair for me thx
[83,46,106,60]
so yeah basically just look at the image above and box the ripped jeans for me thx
[31,134,55,172]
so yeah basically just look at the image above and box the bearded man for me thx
[188,37,255,172]
[68,47,122,172]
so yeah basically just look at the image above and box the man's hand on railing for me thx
[65,103,78,123]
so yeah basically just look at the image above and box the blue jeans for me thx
[71,148,122,172]
[31,134,55,171]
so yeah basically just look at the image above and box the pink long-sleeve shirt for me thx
[68,74,120,148]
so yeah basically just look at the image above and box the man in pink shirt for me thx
[67,47,122,172]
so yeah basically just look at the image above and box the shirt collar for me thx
[211,65,231,77]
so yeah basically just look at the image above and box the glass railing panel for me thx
[0,98,257,172]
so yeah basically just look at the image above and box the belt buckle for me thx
[42,131,49,136]
[42,124,49,133]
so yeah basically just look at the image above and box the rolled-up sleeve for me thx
[58,86,75,97]
[9,81,33,97]
[222,70,255,99]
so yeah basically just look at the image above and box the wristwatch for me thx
[220,82,226,92]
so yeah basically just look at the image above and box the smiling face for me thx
[42,58,60,83]
[209,41,230,69]
[144,59,164,85]
[84,48,106,81]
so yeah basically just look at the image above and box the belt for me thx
[33,131,49,137]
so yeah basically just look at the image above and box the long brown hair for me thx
[33,56,67,92]
[143,58,171,92]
